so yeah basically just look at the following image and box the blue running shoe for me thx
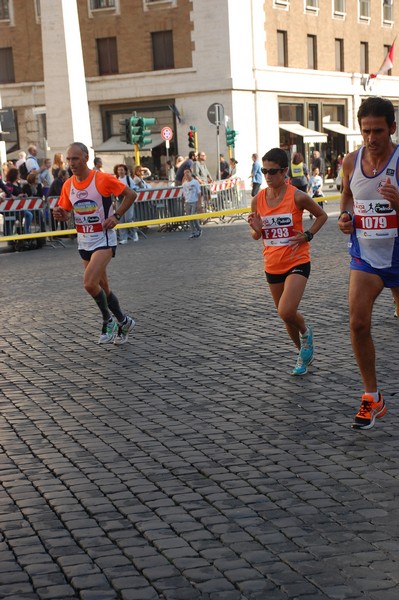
[300,325,314,366]
[291,354,307,376]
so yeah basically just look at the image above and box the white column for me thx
[40,0,93,159]
[0,95,7,168]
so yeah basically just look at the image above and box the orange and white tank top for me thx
[256,184,310,274]
[70,173,117,251]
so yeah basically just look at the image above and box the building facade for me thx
[0,0,398,177]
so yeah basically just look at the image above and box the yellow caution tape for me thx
[0,207,250,242]
[0,195,340,243]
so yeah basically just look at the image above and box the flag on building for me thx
[370,38,396,79]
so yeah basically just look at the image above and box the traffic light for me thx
[139,117,157,147]
[128,115,157,147]
[226,127,238,148]
[119,118,130,143]
[129,116,142,145]
[188,125,197,150]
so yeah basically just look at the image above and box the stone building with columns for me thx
[0,0,398,177]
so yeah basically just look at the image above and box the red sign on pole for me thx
[161,126,173,141]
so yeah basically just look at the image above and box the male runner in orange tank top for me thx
[248,147,327,375]
[53,142,137,345]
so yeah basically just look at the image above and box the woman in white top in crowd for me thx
[133,165,152,190]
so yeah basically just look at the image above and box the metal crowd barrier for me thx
[201,177,247,222]
[0,179,248,247]
[46,196,75,247]
[134,186,185,231]
[0,196,46,249]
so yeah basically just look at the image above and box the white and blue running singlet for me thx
[349,145,399,269]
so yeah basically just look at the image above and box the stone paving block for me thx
[79,592,118,600]
[119,587,160,600]
[162,588,202,600]
[2,219,399,599]
[0,570,30,584]
[0,583,38,596]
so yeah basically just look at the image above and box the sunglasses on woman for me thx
[261,168,285,175]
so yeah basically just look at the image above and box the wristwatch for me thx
[338,210,353,220]
[114,213,121,221]
[303,230,314,242]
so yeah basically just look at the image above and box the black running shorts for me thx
[265,261,311,284]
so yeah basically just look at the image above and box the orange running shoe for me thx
[352,393,387,430]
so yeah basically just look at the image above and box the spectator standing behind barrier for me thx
[193,151,213,210]
[193,151,212,184]
[229,158,238,177]
[0,167,33,235]
[114,164,139,244]
[289,152,309,193]
[249,153,262,197]
[25,145,40,175]
[47,169,69,198]
[47,169,69,231]
[15,151,26,172]
[175,151,196,186]
[53,142,137,345]
[52,153,65,178]
[338,96,399,430]
[248,147,327,376]
[22,172,45,232]
[133,165,152,189]
[311,150,325,181]
[22,172,44,199]
[166,160,176,185]
[94,157,105,172]
[219,154,230,180]
[40,158,53,197]
[307,167,324,219]
[182,168,202,239]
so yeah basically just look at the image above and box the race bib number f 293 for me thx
[261,213,294,246]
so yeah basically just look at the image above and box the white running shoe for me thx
[114,316,136,345]
[98,319,118,344]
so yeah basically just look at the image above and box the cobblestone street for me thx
[1,210,399,600]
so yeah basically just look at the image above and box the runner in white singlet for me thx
[339,97,399,430]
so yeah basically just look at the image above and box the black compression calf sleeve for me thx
[107,291,125,323]
[93,289,112,322]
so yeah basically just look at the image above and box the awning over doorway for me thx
[322,121,363,143]
[279,122,327,144]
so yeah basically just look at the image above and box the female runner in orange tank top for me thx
[248,147,328,376]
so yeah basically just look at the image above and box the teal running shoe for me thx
[300,325,314,366]
[291,354,307,376]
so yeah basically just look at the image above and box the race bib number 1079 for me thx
[354,199,398,239]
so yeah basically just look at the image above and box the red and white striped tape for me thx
[210,178,240,193]
[0,197,44,211]
[47,196,60,209]
[135,187,183,202]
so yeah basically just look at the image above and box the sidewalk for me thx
[1,217,398,600]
